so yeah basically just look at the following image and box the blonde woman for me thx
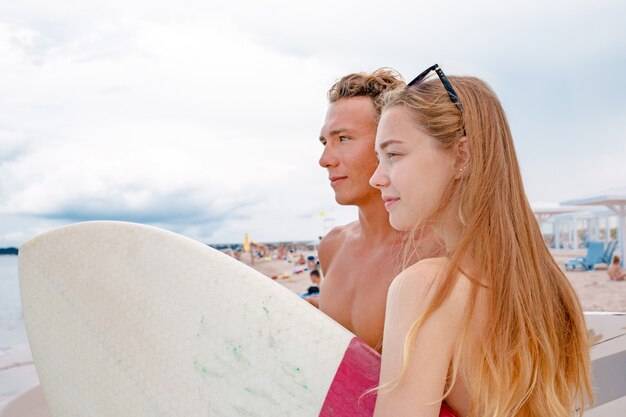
[369,65,593,417]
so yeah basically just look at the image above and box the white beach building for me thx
[533,202,620,254]
[562,188,626,267]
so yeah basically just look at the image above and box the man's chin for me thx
[334,199,353,206]
[334,189,381,207]
[334,194,355,206]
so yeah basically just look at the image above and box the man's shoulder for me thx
[317,221,359,272]
[319,221,359,248]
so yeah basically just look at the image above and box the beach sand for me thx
[552,251,626,312]
[249,250,626,312]
[1,249,625,414]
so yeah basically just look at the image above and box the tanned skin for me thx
[318,96,410,352]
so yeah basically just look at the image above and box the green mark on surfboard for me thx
[244,386,279,405]
[227,341,250,365]
[193,359,225,379]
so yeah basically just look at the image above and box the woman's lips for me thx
[383,197,399,210]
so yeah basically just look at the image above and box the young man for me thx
[317,69,438,351]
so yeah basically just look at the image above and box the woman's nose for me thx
[369,163,388,189]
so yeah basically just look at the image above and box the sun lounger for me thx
[564,241,605,271]
[600,240,618,265]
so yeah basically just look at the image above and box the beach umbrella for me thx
[243,233,250,253]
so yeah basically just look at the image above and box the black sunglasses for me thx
[407,64,463,113]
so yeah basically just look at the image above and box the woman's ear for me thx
[454,136,470,179]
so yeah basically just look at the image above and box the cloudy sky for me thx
[1,0,625,246]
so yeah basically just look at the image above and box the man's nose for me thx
[319,144,339,168]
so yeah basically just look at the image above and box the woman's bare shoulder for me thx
[391,257,450,291]
[389,257,473,315]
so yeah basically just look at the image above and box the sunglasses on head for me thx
[407,63,463,113]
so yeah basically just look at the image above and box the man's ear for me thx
[454,136,470,179]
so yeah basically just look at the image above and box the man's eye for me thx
[339,136,350,142]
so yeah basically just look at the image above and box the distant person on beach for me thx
[369,65,592,416]
[306,255,316,270]
[317,69,439,351]
[307,269,321,293]
[608,255,626,281]
[302,269,322,307]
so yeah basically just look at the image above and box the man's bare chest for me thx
[320,254,397,349]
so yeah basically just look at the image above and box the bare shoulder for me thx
[319,223,350,247]
[317,221,357,272]
[388,257,472,317]
[389,257,449,293]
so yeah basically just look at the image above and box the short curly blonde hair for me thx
[327,68,404,115]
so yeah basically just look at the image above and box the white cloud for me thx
[0,0,624,245]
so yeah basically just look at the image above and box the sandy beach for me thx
[1,248,625,414]
[551,251,626,312]
[246,250,626,312]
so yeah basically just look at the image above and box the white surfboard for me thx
[16,222,625,416]
[18,221,455,417]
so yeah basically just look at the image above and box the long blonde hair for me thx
[379,75,593,416]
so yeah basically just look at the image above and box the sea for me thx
[0,255,26,352]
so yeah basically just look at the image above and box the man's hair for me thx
[614,255,621,264]
[327,68,404,115]
[310,269,321,278]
